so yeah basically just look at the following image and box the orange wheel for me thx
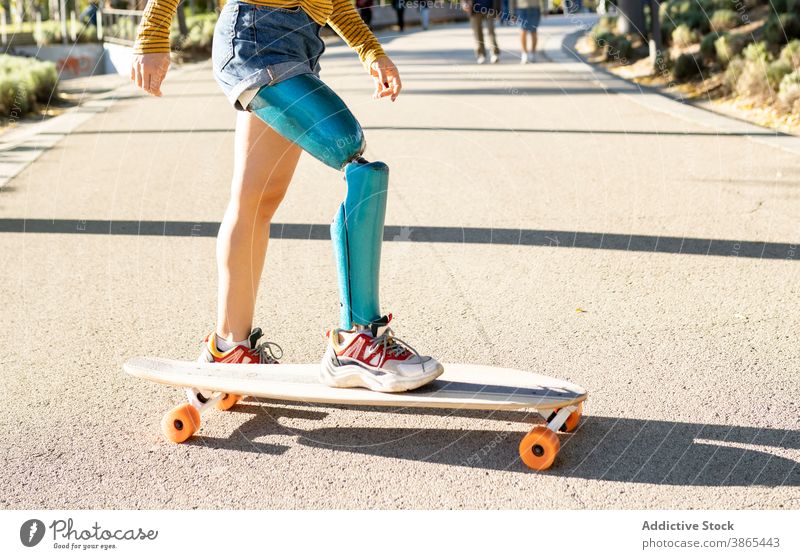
[562,403,583,433]
[161,403,201,443]
[519,426,560,471]
[215,393,241,411]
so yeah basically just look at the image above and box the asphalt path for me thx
[1,16,798,509]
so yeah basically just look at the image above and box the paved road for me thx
[2,16,799,509]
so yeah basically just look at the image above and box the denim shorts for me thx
[212,1,325,111]
[517,7,541,32]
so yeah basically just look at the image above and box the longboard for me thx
[123,357,588,470]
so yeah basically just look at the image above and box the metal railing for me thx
[99,8,144,46]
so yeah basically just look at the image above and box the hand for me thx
[370,56,402,102]
[130,52,170,97]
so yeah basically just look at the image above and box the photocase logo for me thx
[20,519,45,547]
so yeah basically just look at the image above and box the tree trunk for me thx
[616,0,646,38]
[176,1,188,35]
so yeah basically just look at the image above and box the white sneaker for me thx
[320,314,444,393]
[490,53,499,64]
[521,52,529,64]
[476,55,486,64]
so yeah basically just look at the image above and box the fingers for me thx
[131,57,165,97]
[389,73,402,102]
[377,65,388,89]
[373,65,389,100]
[371,59,402,102]
[135,61,144,90]
[373,76,382,99]
[144,70,162,97]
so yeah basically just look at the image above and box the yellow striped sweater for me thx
[134,0,386,69]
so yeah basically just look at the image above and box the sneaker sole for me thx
[319,347,444,393]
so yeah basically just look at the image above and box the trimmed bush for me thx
[700,31,723,61]
[673,53,705,81]
[778,69,800,111]
[743,41,771,63]
[767,59,794,89]
[727,44,790,99]
[605,35,633,61]
[723,56,746,91]
[660,0,711,35]
[715,33,749,65]
[779,38,800,66]
[710,9,741,32]
[735,61,776,97]
[0,55,58,117]
[591,30,616,50]
[672,24,700,47]
[764,13,800,45]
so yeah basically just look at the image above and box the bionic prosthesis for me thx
[248,74,387,331]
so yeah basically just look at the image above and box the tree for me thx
[616,0,646,37]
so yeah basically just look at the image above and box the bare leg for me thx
[520,30,529,54]
[531,30,538,53]
[215,111,302,342]
[486,15,499,56]
[471,14,485,58]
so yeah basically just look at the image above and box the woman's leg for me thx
[520,29,529,54]
[247,73,442,390]
[471,14,486,59]
[531,29,538,53]
[215,111,302,342]
[486,15,499,56]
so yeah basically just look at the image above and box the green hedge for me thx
[0,55,58,118]
[673,53,705,81]
[764,13,800,44]
[710,9,741,32]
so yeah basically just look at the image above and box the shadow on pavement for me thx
[188,402,799,486]
[394,86,608,96]
[2,219,797,260]
[34,126,782,137]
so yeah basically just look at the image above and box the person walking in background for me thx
[419,0,430,30]
[356,0,374,28]
[464,0,501,64]
[391,0,405,32]
[79,0,100,27]
[513,0,545,63]
[500,0,510,24]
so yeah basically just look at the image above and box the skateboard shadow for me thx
[188,401,799,487]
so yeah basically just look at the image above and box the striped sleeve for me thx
[327,0,386,70]
[133,0,180,54]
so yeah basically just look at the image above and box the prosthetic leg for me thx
[248,74,387,329]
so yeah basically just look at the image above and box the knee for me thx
[343,158,390,200]
[232,176,290,221]
[346,158,388,177]
[322,124,366,170]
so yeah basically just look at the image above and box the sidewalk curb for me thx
[550,28,800,156]
[0,77,133,190]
